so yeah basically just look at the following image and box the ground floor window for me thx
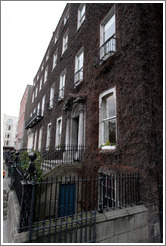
[56,117,62,147]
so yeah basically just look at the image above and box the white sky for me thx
[1,1,67,117]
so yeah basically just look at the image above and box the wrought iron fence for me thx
[41,145,85,171]
[5,151,141,243]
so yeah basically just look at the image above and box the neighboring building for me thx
[16,85,33,150]
[3,114,18,151]
[24,3,163,242]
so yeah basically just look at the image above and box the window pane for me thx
[104,14,115,42]
[103,93,115,119]
[103,118,116,144]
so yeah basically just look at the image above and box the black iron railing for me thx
[74,68,83,87]
[41,145,85,171]
[25,109,44,129]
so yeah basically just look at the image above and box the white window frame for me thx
[77,4,86,29]
[100,6,116,61]
[32,93,34,103]
[52,50,57,70]
[55,117,62,147]
[44,66,48,83]
[59,70,66,100]
[38,127,43,151]
[99,87,117,150]
[39,77,43,91]
[62,32,68,54]
[34,131,38,151]
[41,95,45,116]
[49,85,54,108]
[74,48,84,86]
[64,10,69,25]
[35,86,38,98]
[46,50,49,61]
[46,123,51,150]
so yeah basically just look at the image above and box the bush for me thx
[20,151,43,181]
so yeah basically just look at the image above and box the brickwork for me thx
[24,3,163,242]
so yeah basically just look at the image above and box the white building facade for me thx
[3,114,18,149]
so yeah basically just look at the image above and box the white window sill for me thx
[100,146,116,151]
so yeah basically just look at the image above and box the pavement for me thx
[3,165,10,243]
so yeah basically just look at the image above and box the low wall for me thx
[7,190,28,243]
[96,205,149,243]
[7,188,151,244]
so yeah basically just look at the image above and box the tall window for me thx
[56,117,62,147]
[41,95,45,116]
[74,48,84,86]
[34,131,38,151]
[77,4,86,29]
[100,6,116,60]
[39,77,43,91]
[49,85,54,108]
[44,66,48,83]
[62,32,68,54]
[38,127,43,151]
[52,51,57,70]
[46,50,50,61]
[32,93,34,103]
[46,123,51,150]
[59,71,66,100]
[64,10,69,25]
[99,87,117,149]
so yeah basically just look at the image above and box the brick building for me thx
[16,85,33,150]
[24,3,163,242]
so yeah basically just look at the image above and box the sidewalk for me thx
[3,165,10,243]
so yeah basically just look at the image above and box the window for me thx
[34,131,38,151]
[49,86,54,108]
[7,119,13,124]
[44,66,48,83]
[54,32,59,44]
[77,4,86,29]
[37,102,40,113]
[52,51,57,70]
[59,71,66,100]
[62,32,68,54]
[46,50,49,61]
[32,93,34,103]
[41,95,45,116]
[74,48,84,86]
[39,77,43,91]
[100,6,116,60]
[35,86,38,98]
[64,10,69,25]
[46,123,51,150]
[5,134,10,139]
[56,117,62,147]
[38,127,43,151]
[99,87,117,149]
[6,125,12,131]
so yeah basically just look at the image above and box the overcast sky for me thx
[1,1,67,117]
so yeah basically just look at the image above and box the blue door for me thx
[58,183,76,217]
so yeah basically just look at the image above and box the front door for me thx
[58,183,76,217]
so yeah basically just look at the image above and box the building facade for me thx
[25,3,163,242]
[16,85,33,150]
[3,114,18,150]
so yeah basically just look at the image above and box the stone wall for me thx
[7,188,159,243]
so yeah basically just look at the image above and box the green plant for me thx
[20,151,43,181]
[105,139,111,146]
